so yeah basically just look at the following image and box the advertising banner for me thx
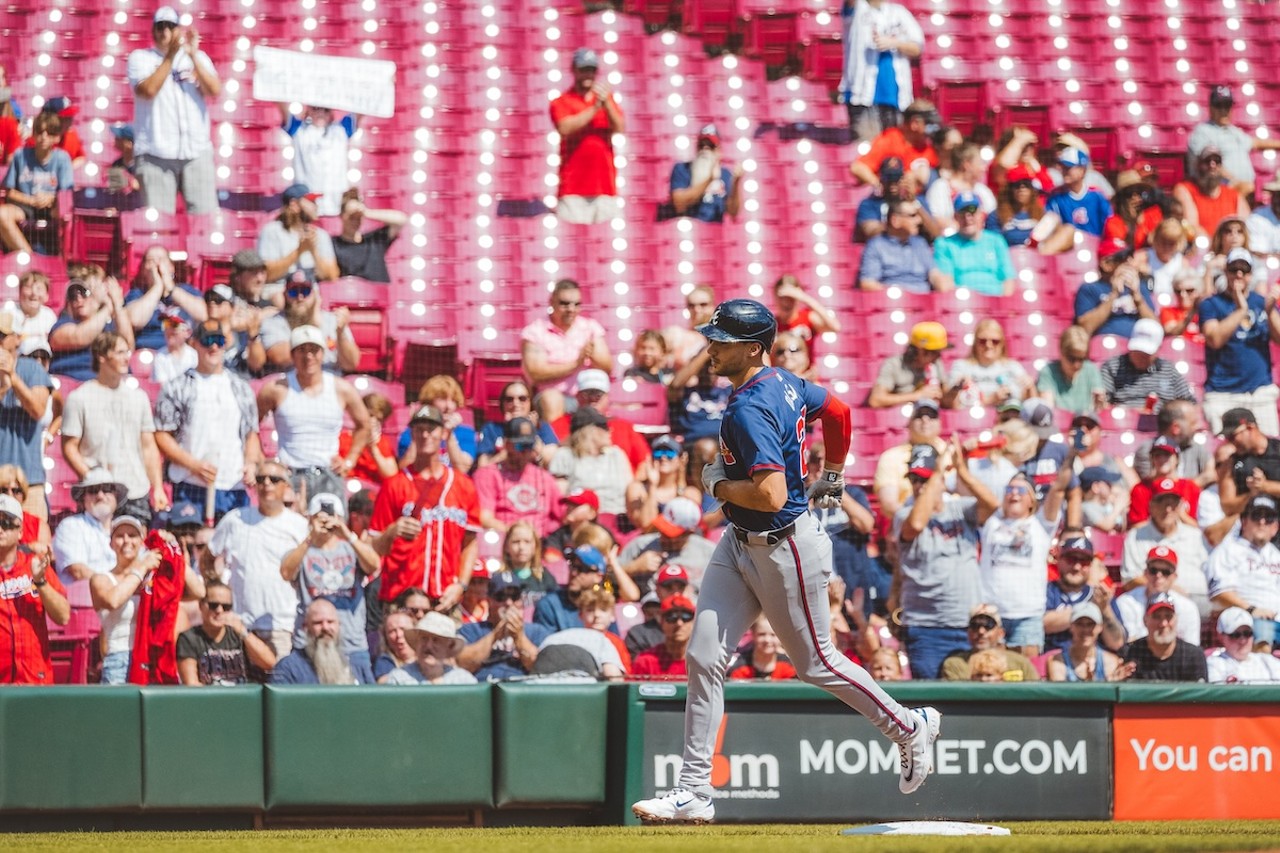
[252,47,396,118]
[639,699,1111,821]
[1114,704,1280,820]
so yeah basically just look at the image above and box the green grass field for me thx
[8,822,1280,853]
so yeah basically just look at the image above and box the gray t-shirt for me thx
[260,311,349,370]
[893,496,982,629]
[256,219,336,284]
[61,379,156,500]
[0,356,53,485]
[291,541,368,656]
[874,352,948,396]
[618,532,717,591]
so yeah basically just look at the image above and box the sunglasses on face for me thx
[664,611,695,624]
[1249,512,1280,524]
[0,485,23,496]
[204,601,234,612]
[197,333,227,348]
[83,484,116,496]
[255,474,287,486]
[773,346,803,356]
[1146,567,1175,577]
[502,394,530,403]
[406,606,429,617]
[1203,156,1223,166]
[653,449,679,460]
[286,286,313,299]
[911,411,938,421]
[161,318,187,330]
[0,517,21,531]
[1228,628,1254,640]
[1005,485,1030,496]
[976,337,1003,346]
[1062,553,1092,566]
[491,591,522,603]
[968,618,997,631]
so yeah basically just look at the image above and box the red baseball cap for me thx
[655,565,690,587]
[661,594,696,615]
[560,489,599,512]
[1146,545,1178,568]
[1149,477,1182,498]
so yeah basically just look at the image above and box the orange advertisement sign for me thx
[1114,705,1280,820]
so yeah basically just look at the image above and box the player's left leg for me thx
[744,513,941,794]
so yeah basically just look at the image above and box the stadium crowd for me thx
[1,1,1280,689]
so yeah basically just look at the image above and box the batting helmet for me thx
[696,299,777,351]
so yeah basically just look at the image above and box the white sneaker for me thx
[898,706,941,795]
[632,787,716,824]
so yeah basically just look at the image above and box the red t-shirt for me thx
[372,467,481,602]
[1131,206,1166,249]
[1175,180,1241,237]
[24,126,85,163]
[1159,305,1203,343]
[777,304,818,359]
[729,659,798,681]
[0,550,67,685]
[631,643,688,679]
[549,90,623,198]
[337,429,396,485]
[856,127,938,180]
[550,415,649,473]
[605,631,632,674]
[0,116,21,165]
[1127,478,1201,528]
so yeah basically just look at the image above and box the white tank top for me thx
[97,573,138,656]
[275,371,342,468]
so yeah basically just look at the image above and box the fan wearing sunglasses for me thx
[177,580,277,686]
[457,572,550,681]
[258,271,359,373]
[1206,493,1280,652]
[631,594,696,680]
[1207,607,1280,682]
[474,380,559,468]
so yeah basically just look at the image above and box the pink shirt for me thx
[521,315,607,396]
[472,462,564,537]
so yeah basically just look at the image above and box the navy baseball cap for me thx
[488,571,524,597]
[282,183,321,203]
[572,48,600,69]
[1058,534,1094,557]
[907,444,939,479]
[165,499,203,528]
[1079,466,1121,489]
[504,417,538,451]
[879,156,906,183]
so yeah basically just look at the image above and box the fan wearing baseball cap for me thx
[549,47,625,225]
[1109,546,1203,651]
[933,191,1017,296]
[1206,494,1280,651]
[867,321,958,410]
[1207,607,1280,682]
[29,96,86,168]
[1072,237,1157,339]
[0,492,70,684]
[1044,148,1111,238]
[127,8,221,214]
[619,497,714,593]
[1173,144,1250,239]
[257,183,339,287]
[472,417,563,538]
[1125,438,1201,528]
[1188,82,1280,201]
[1097,319,1196,416]
[668,123,742,223]
[1121,591,1208,681]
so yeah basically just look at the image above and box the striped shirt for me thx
[1099,355,1195,412]
[274,372,343,469]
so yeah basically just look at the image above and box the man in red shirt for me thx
[372,405,480,614]
[550,369,651,476]
[0,494,70,684]
[632,594,695,680]
[849,99,939,191]
[549,47,625,224]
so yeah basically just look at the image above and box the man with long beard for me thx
[258,273,360,373]
[270,599,375,684]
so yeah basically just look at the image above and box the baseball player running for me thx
[632,299,940,824]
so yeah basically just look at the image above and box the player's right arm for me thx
[713,470,787,513]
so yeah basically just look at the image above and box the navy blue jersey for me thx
[719,367,829,532]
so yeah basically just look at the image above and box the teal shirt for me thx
[934,231,1015,296]
[1036,359,1104,415]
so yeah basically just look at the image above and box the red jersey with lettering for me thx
[0,550,67,684]
[128,531,186,685]
[631,644,688,680]
[372,467,481,602]
[549,90,622,197]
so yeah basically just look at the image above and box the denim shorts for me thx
[1002,615,1046,650]
[100,650,130,685]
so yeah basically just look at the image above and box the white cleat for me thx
[632,787,716,824]
[898,706,942,795]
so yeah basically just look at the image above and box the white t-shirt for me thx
[540,628,625,673]
[1206,649,1280,683]
[384,664,478,685]
[1206,534,1280,614]
[1112,587,1201,646]
[61,380,156,501]
[1120,522,1209,603]
[978,511,1054,620]
[169,371,250,490]
[151,345,198,387]
[50,512,114,608]
[286,116,356,217]
[209,506,307,633]
[256,219,337,285]
[2,303,56,338]
[127,46,216,160]
[548,445,632,515]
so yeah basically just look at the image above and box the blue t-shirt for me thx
[124,283,202,351]
[1045,188,1112,237]
[669,161,734,223]
[49,314,118,380]
[1045,581,1095,654]
[855,194,889,233]
[858,233,936,292]
[987,209,1037,246]
[672,378,731,442]
[1199,291,1273,393]
[3,146,73,198]
[458,619,551,681]
[1073,279,1156,338]
[872,51,899,107]
[475,420,559,458]
[268,649,376,684]
[0,357,53,484]
[396,423,477,465]
[719,367,829,532]
[533,589,582,633]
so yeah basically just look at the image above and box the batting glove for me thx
[806,469,845,508]
[701,457,729,502]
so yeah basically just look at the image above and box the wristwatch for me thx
[32,576,46,588]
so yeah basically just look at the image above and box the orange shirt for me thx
[1176,180,1241,236]
[856,127,938,181]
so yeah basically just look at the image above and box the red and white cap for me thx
[1146,545,1178,568]
[655,564,690,587]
